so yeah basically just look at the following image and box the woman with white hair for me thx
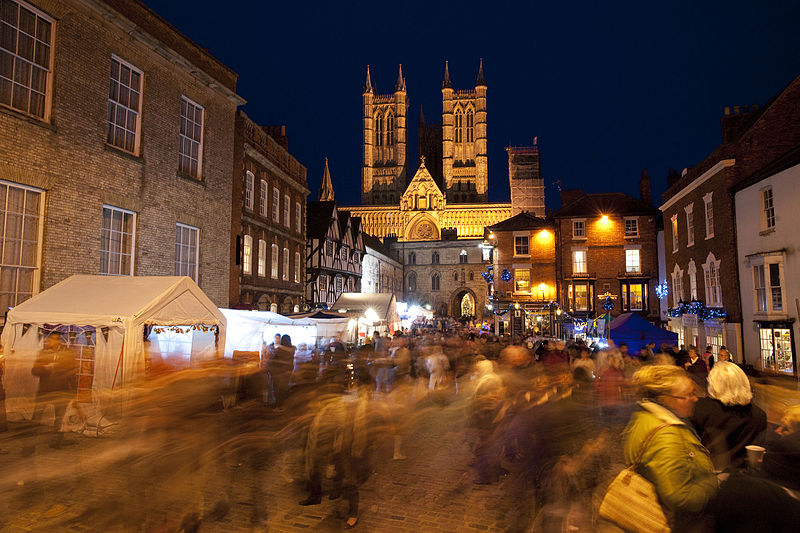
[690,361,767,471]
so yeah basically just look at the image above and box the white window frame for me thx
[100,205,136,276]
[282,247,289,281]
[572,219,586,240]
[624,217,639,238]
[271,243,279,279]
[259,179,267,216]
[753,263,767,314]
[702,252,722,307]
[318,274,327,291]
[671,214,678,253]
[760,186,775,232]
[174,223,199,281]
[703,192,714,239]
[335,275,343,294]
[625,248,641,273]
[0,0,54,120]
[178,96,204,178]
[685,204,694,247]
[572,249,587,275]
[295,200,301,231]
[459,249,468,263]
[106,55,143,155]
[752,256,785,315]
[514,268,530,293]
[244,171,254,211]
[272,186,280,223]
[514,235,530,256]
[687,259,697,300]
[294,250,301,283]
[283,193,290,227]
[257,239,266,277]
[671,263,684,306]
[242,234,252,275]
[0,180,44,313]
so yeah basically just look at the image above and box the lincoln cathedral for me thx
[332,60,545,316]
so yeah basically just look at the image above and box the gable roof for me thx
[555,192,656,218]
[306,201,337,239]
[486,211,552,232]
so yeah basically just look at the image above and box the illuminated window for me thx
[100,205,136,276]
[514,269,530,292]
[284,194,290,227]
[625,249,640,273]
[174,223,199,281]
[283,247,289,281]
[514,236,529,255]
[685,204,694,247]
[702,253,721,307]
[703,192,714,239]
[573,220,586,239]
[178,97,203,178]
[671,214,678,252]
[622,283,646,311]
[294,251,301,283]
[624,217,638,237]
[0,181,42,316]
[335,275,343,294]
[256,239,266,277]
[574,284,588,311]
[572,250,587,274]
[242,234,252,275]
[318,274,327,291]
[272,187,279,223]
[688,259,697,300]
[259,180,267,216]
[295,201,301,231]
[460,249,468,263]
[106,56,143,154]
[0,0,53,119]
[271,243,278,279]
[244,172,254,210]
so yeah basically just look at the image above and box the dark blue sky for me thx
[146,0,800,208]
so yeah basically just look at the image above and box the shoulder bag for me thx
[599,423,671,533]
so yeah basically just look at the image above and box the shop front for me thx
[757,321,796,376]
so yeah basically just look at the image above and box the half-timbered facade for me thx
[306,165,366,308]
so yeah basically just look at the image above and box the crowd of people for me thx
[3,327,800,532]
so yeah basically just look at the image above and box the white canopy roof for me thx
[3,275,224,328]
[331,292,396,320]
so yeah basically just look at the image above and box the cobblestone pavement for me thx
[0,389,528,533]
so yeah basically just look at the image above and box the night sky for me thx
[145,0,800,208]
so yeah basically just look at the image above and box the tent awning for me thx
[330,292,396,320]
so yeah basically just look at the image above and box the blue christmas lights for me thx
[602,296,615,311]
[500,269,512,282]
[667,299,727,321]
[655,280,669,299]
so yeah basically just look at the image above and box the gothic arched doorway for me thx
[450,288,478,319]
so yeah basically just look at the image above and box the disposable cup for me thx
[745,445,766,468]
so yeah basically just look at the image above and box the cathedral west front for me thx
[339,60,545,318]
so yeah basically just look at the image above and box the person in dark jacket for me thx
[690,361,766,471]
[267,334,294,409]
[684,345,708,386]
[29,334,77,449]
[762,404,800,491]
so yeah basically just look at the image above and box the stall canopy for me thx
[609,312,678,354]
[330,293,397,322]
[285,310,350,340]
[1,275,226,408]
[220,308,319,357]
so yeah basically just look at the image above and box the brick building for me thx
[0,0,243,319]
[662,73,800,368]
[484,212,557,335]
[554,185,660,329]
[231,111,309,312]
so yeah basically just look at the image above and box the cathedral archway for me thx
[449,288,478,319]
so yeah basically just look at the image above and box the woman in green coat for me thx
[623,365,718,532]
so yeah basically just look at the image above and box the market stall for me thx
[330,292,398,343]
[1,275,226,417]
[220,308,318,358]
[609,312,678,354]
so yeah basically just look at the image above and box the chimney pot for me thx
[724,106,731,116]
[733,105,741,114]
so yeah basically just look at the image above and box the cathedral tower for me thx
[362,65,409,205]
[441,59,488,204]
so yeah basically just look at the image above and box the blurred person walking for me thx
[26,334,77,451]
[267,334,295,409]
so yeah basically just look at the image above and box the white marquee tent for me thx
[220,308,321,357]
[1,275,226,415]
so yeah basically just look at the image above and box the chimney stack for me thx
[640,169,652,205]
